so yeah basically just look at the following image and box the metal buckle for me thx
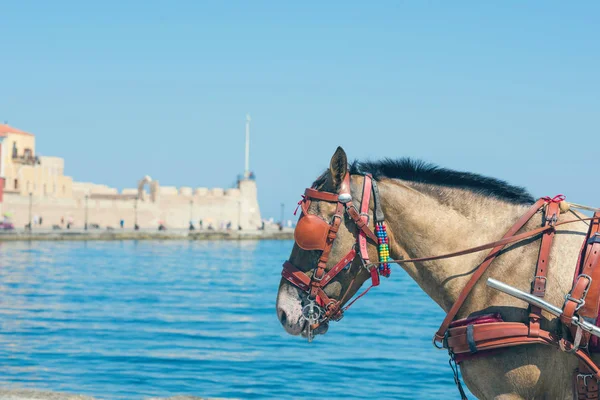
[546,213,558,226]
[565,295,586,311]
[330,213,342,225]
[587,232,600,245]
[312,270,325,282]
[359,212,370,224]
[579,274,592,303]
[432,331,447,350]
[577,373,594,386]
[565,274,592,311]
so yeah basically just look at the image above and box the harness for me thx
[281,171,600,399]
[282,173,389,339]
[438,198,600,400]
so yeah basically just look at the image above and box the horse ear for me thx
[329,146,348,191]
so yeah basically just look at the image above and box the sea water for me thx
[0,240,473,399]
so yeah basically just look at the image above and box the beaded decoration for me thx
[376,222,391,277]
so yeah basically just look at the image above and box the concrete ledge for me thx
[0,389,95,400]
[0,389,227,399]
[0,229,293,242]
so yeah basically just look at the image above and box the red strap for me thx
[529,201,560,337]
[293,195,306,216]
[281,249,357,292]
[343,283,375,311]
[358,175,373,262]
[542,194,565,203]
[532,201,559,297]
[320,248,357,286]
[304,188,339,202]
[281,261,311,291]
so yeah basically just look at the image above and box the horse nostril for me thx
[279,310,288,326]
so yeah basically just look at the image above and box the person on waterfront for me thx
[39,216,43,226]
[120,219,124,229]
[226,221,232,230]
[199,219,203,230]
[61,216,64,226]
[33,215,39,226]
[189,221,195,231]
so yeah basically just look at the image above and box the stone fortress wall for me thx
[3,177,261,230]
[0,124,262,230]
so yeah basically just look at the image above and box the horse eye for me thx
[343,262,351,271]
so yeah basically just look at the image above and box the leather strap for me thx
[371,178,385,223]
[562,275,592,325]
[433,199,548,344]
[282,261,311,291]
[529,201,560,337]
[575,364,599,400]
[310,202,345,296]
[345,203,378,243]
[369,211,600,269]
[358,175,372,263]
[576,212,600,322]
[446,321,600,382]
[563,212,600,328]
[532,201,560,297]
[304,188,339,202]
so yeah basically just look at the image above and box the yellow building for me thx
[0,123,73,198]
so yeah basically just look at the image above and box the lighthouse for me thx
[244,113,251,179]
[238,113,261,229]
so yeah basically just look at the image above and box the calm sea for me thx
[0,240,473,399]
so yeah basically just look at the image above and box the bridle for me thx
[281,172,391,341]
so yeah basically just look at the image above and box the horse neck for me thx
[378,179,533,312]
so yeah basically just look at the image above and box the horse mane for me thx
[348,158,534,205]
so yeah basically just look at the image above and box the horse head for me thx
[276,146,384,340]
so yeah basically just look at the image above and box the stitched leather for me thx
[434,199,548,343]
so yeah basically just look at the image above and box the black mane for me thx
[348,158,534,205]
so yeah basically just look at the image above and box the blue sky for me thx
[1,1,598,220]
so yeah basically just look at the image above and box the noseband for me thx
[281,172,391,340]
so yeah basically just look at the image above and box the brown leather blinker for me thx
[294,214,331,251]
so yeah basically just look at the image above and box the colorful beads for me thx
[376,222,391,277]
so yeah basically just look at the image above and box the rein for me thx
[369,216,599,267]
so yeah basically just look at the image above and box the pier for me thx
[0,227,293,241]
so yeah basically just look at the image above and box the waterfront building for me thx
[0,122,261,229]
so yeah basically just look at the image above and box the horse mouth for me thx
[300,320,329,339]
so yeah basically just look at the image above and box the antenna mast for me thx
[244,113,251,178]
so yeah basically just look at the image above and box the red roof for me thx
[0,124,34,137]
